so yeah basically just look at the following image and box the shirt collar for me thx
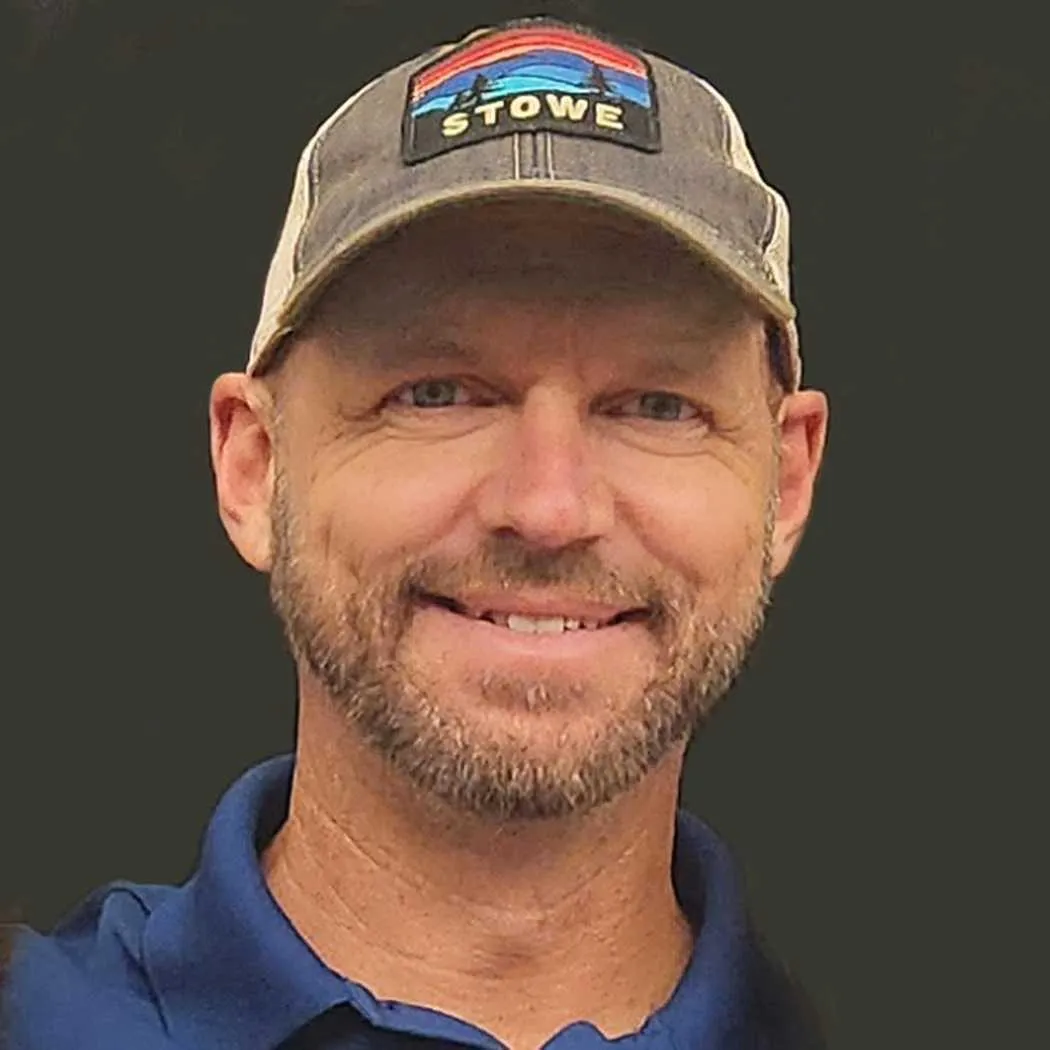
[142,756,349,1049]
[142,754,753,1050]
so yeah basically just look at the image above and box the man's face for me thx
[263,199,783,822]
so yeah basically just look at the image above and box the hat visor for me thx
[248,178,796,377]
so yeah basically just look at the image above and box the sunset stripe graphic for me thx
[411,26,648,103]
[402,21,660,164]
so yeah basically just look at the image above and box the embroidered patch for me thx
[402,21,661,164]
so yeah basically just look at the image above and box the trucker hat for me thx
[247,16,802,389]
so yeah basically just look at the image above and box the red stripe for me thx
[429,27,646,76]
[413,28,646,98]
[414,41,643,100]
[414,41,642,99]
[417,29,646,87]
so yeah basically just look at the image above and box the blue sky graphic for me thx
[413,50,650,117]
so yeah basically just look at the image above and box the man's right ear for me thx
[209,373,276,572]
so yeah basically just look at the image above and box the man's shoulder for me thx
[2,881,177,1049]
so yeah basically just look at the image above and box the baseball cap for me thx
[247,16,802,390]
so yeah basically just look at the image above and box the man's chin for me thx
[378,723,676,823]
[344,662,699,821]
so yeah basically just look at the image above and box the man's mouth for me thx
[417,592,650,634]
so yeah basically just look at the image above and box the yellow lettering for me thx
[545,94,589,121]
[441,112,470,137]
[474,100,505,126]
[509,94,541,120]
[595,103,625,130]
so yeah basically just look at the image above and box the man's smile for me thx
[416,589,651,628]
[412,590,654,664]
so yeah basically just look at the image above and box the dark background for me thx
[1,2,1044,1047]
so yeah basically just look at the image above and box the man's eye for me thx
[392,379,472,409]
[614,392,701,422]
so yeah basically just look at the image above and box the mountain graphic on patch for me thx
[402,21,661,164]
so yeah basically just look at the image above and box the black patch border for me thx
[401,17,662,165]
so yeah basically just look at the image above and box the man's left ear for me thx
[770,390,829,576]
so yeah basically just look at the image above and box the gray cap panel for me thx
[548,134,776,286]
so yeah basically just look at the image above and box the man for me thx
[3,16,829,1050]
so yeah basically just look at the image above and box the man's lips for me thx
[416,591,650,628]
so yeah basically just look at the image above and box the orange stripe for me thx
[413,29,646,99]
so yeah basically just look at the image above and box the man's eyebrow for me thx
[637,351,711,385]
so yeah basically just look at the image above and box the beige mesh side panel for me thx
[247,75,390,372]
[694,78,763,182]
[764,187,792,299]
[689,75,792,295]
[248,144,315,370]
[783,319,802,390]
[693,75,800,386]
[762,190,800,389]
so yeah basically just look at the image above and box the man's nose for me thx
[473,386,615,549]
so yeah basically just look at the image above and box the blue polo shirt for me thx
[2,755,822,1049]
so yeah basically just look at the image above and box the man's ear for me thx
[209,373,277,572]
[770,389,829,577]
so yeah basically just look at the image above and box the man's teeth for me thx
[426,597,629,632]
[494,613,604,633]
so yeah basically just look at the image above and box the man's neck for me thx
[262,715,695,1050]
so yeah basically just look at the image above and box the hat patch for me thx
[402,22,661,164]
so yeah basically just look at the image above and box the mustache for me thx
[394,535,675,618]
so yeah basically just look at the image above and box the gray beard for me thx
[269,468,776,823]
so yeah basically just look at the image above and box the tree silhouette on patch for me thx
[584,63,617,100]
[447,73,490,112]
